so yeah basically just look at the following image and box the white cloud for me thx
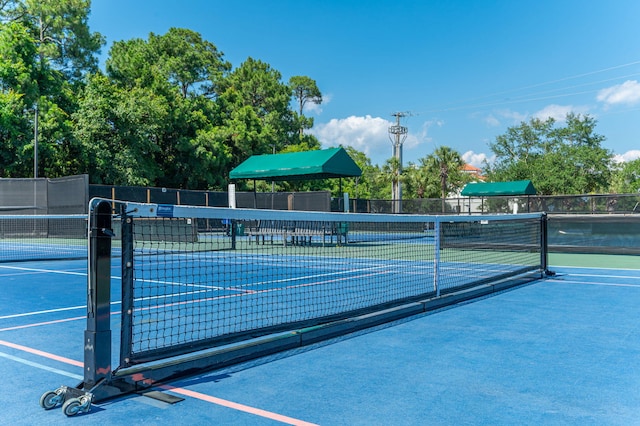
[312,115,391,162]
[483,106,591,127]
[312,115,428,165]
[497,109,528,123]
[479,109,527,127]
[597,80,640,107]
[462,151,495,168]
[613,150,640,163]
[484,114,501,127]
[418,119,443,145]
[533,104,589,122]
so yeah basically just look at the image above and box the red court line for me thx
[0,339,83,367]
[159,384,319,426]
[0,339,318,425]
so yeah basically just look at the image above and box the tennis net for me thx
[68,199,549,403]
[0,214,87,262]
[116,201,547,365]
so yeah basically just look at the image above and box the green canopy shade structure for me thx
[229,147,362,181]
[460,180,537,196]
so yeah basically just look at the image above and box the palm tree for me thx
[424,146,465,212]
[380,156,402,212]
[404,162,436,199]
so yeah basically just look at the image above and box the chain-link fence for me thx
[336,194,640,215]
[329,194,640,255]
[2,177,638,216]
[88,185,332,212]
[2,179,639,254]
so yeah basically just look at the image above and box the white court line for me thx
[1,289,211,322]
[0,305,89,320]
[0,265,117,320]
[0,264,86,276]
[222,264,392,291]
[0,270,85,278]
[0,351,83,380]
[559,272,640,280]
[545,279,640,288]
[552,265,640,272]
[0,345,316,425]
[138,277,226,290]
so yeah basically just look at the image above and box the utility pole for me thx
[388,112,408,213]
[34,102,39,178]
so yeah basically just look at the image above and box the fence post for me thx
[433,218,441,297]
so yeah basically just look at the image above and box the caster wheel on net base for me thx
[39,388,65,410]
[62,398,82,417]
[61,394,92,417]
[39,385,93,417]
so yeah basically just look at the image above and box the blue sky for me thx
[89,0,640,167]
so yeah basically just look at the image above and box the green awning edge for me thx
[460,180,537,196]
[229,147,362,181]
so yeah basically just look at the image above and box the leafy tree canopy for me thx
[2,0,104,82]
[487,113,612,195]
[0,0,101,177]
[611,158,640,194]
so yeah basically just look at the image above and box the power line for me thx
[414,60,640,115]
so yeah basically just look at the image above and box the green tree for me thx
[421,146,464,193]
[0,90,30,176]
[107,28,230,98]
[2,0,104,87]
[376,156,402,201]
[488,114,612,195]
[552,113,612,193]
[82,28,233,188]
[216,57,296,164]
[403,161,439,199]
[422,146,465,212]
[0,21,37,176]
[73,73,168,185]
[27,0,103,83]
[0,0,103,178]
[0,21,38,100]
[289,75,322,138]
[154,28,230,98]
[2,11,328,189]
[321,145,372,200]
[611,158,640,194]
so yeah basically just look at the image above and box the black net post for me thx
[84,200,113,387]
[120,208,134,367]
[541,212,551,275]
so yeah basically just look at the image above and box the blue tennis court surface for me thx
[1,255,639,425]
[127,250,537,352]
